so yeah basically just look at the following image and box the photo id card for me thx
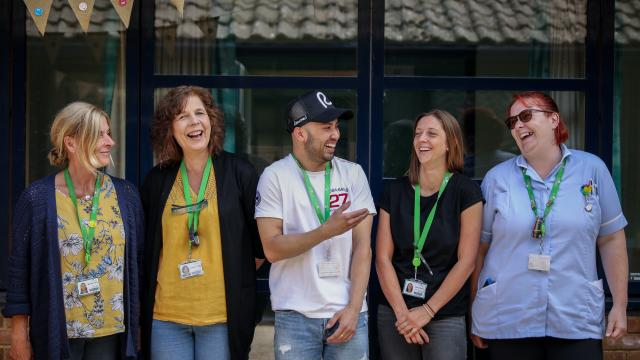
[528,254,551,272]
[317,261,341,278]
[402,279,427,299]
[77,278,100,296]
[179,260,204,279]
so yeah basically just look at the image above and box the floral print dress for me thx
[56,175,126,338]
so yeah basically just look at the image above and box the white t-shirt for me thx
[255,154,377,318]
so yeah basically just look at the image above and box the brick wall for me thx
[0,315,9,360]
[605,315,640,360]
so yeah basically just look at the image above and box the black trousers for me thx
[487,337,602,360]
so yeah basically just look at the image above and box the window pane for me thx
[385,1,586,78]
[154,0,358,76]
[153,88,358,171]
[25,0,127,183]
[382,90,585,179]
[614,1,640,278]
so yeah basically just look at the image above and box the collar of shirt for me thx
[515,144,572,182]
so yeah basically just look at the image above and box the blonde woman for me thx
[2,102,143,359]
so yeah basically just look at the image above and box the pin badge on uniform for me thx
[79,2,88,11]
[580,180,594,212]
[34,7,43,16]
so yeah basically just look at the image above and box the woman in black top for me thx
[376,109,483,360]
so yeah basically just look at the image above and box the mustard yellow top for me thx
[153,166,227,325]
[56,175,125,338]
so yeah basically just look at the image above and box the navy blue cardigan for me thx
[2,174,144,359]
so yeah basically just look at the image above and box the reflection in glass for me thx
[385,0,586,78]
[614,1,640,277]
[154,88,357,173]
[25,0,126,183]
[154,0,357,76]
[382,91,585,179]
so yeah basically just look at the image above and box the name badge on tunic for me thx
[179,260,204,279]
[402,279,427,299]
[77,278,100,296]
[528,254,551,272]
[317,261,341,278]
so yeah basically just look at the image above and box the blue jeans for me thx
[377,305,466,360]
[151,319,230,360]
[274,310,369,360]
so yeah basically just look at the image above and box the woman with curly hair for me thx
[140,86,264,360]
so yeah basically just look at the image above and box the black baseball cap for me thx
[286,90,354,133]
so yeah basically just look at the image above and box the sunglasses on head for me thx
[505,109,554,130]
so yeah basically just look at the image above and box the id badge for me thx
[402,279,427,299]
[179,260,204,279]
[77,278,100,296]
[528,254,551,272]
[317,261,341,278]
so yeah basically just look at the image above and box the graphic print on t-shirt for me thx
[329,187,349,210]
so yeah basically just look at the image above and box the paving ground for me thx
[249,324,275,360]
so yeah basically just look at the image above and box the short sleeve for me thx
[378,181,391,213]
[458,176,484,212]
[254,167,284,220]
[480,172,498,244]
[349,165,377,215]
[593,159,627,236]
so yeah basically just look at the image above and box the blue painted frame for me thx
[4,0,27,290]
[0,0,11,289]
[136,1,372,180]
[125,0,142,184]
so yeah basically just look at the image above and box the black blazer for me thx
[140,151,264,360]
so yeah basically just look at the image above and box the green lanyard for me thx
[292,154,331,224]
[180,157,212,247]
[521,158,567,239]
[64,169,102,265]
[412,172,452,271]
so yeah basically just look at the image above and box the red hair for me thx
[508,91,569,144]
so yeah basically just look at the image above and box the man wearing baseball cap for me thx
[255,90,376,359]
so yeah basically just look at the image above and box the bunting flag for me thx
[24,0,53,36]
[67,0,96,33]
[170,0,184,18]
[110,0,134,29]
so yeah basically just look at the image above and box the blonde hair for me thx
[48,102,111,173]
[407,110,465,184]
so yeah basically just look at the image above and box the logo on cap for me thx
[316,92,333,109]
[293,115,308,127]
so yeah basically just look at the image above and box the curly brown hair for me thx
[151,86,225,165]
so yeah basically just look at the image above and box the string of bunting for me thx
[23,0,186,35]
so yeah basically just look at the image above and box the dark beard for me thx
[304,135,334,164]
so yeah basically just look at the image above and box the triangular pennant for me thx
[170,0,184,18]
[67,0,96,33]
[109,0,134,29]
[23,0,53,36]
